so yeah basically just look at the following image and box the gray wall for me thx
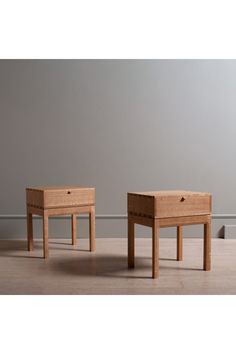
[0,59,236,239]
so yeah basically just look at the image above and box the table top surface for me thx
[26,185,95,191]
[128,190,211,197]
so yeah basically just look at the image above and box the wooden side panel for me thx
[27,205,44,216]
[44,188,95,208]
[128,193,155,217]
[155,194,211,218]
[26,189,44,208]
[128,214,154,227]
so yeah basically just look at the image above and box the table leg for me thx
[71,214,77,245]
[152,219,160,279]
[128,217,135,268]
[204,221,211,271]
[43,213,49,259]
[89,206,96,252]
[27,209,33,251]
[177,225,183,261]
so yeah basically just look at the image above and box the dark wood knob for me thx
[67,191,71,194]
[180,197,185,202]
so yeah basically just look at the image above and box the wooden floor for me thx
[0,238,235,295]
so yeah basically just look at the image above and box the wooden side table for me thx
[127,190,212,279]
[26,186,96,258]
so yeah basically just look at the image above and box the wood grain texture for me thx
[27,205,44,216]
[128,190,211,218]
[128,218,135,268]
[127,191,212,279]
[204,221,211,271]
[155,194,211,218]
[128,214,153,227]
[42,205,92,216]
[156,214,210,227]
[27,209,33,251]
[71,214,77,246]
[177,226,183,261]
[44,188,95,208]
[89,206,96,252]
[128,193,155,218]
[152,219,160,279]
[43,213,49,259]
[26,186,96,258]
[26,189,44,208]
[26,186,95,209]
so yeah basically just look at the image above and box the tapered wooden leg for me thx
[204,221,211,271]
[27,209,33,251]
[177,225,183,261]
[43,213,49,259]
[152,220,160,279]
[71,214,77,245]
[128,217,135,268]
[89,206,96,252]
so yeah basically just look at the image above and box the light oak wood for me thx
[71,214,77,246]
[27,208,33,251]
[36,205,92,216]
[127,190,212,279]
[89,206,96,252]
[26,186,95,209]
[43,212,49,259]
[128,218,135,268]
[177,226,183,261]
[157,214,210,227]
[26,189,44,208]
[128,190,211,218]
[204,221,211,271]
[26,186,96,258]
[127,213,153,227]
[27,205,44,216]
[44,188,94,208]
[152,219,159,278]
[128,193,155,217]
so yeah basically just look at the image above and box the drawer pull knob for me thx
[67,191,71,194]
[180,197,185,202]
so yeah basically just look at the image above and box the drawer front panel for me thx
[155,194,211,218]
[44,188,95,208]
[128,193,155,217]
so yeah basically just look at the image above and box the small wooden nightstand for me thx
[26,185,96,258]
[127,190,212,279]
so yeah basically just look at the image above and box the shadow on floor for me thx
[50,254,153,279]
[49,241,91,252]
[0,240,202,278]
[50,254,202,279]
